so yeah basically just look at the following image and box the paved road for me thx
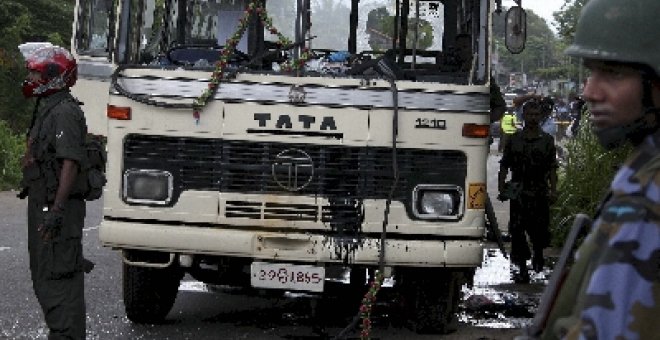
[0,143,529,339]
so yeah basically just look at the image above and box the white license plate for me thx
[250,262,325,292]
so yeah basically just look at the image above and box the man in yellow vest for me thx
[499,110,518,152]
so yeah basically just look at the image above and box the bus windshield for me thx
[74,0,488,84]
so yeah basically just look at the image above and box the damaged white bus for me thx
[71,0,526,333]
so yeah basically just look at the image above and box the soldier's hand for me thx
[38,210,64,241]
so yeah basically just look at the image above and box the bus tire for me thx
[400,268,460,334]
[123,262,182,324]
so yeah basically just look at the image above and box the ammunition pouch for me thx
[19,164,41,199]
[72,167,106,201]
[44,161,59,203]
[19,161,51,201]
[71,138,107,201]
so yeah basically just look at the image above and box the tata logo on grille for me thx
[254,113,337,131]
[272,149,314,191]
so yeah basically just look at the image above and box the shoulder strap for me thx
[26,98,42,138]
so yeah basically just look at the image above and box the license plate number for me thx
[251,262,325,292]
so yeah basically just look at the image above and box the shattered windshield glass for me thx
[264,0,444,53]
[75,0,115,56]
[78,0,493,84]
[115,0,443,65]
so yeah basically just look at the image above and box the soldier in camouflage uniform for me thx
[498,100,558,282]
[20,46,88,339]
[540,0,660,338]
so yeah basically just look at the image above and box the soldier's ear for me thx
[652,78,660,91]
[650,76,660,105]
[652,82,660,108]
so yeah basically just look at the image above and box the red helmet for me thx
[22,46,77,98]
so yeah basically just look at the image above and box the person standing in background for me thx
[499,100,558,283]
[540,97,557,138]
[499,109,519,153]
[490,76,506,147]
[490,76,506,123]
[569,95,585,137]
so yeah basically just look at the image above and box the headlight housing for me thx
[412,184,464,220]
[123,169,173,205]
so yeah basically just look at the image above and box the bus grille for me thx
[123,134,467,201]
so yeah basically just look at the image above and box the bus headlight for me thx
[123,169,173,205]
[412,185,463,220]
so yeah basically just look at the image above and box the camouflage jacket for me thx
[542,130,660,340]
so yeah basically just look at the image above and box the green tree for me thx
[0,0,75,135]
[550,0,590,93]
[550,112,631,246]
[0,1,34,134]
[366,7,392,50]
[0,0,75,189]
[366,6,433,51]
[0,120,23,190]
[493,7,560,81]
[0,0,75,134]
[553,0,590,44]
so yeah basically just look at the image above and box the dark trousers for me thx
[509,193,550,265]
[27,197,86,340]
[499,133,513,152]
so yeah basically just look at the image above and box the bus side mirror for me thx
[505,6,527,54]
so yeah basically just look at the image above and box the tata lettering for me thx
[254,113,337,131]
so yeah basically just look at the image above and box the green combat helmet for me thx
[565,0,660,149]
[565,0,660,76]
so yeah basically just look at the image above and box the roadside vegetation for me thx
[0,120,24,190]
[0,0,74,190]
[549,112,632,246]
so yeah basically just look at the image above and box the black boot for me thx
[512,260,530,283]
[532,249,545,273]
